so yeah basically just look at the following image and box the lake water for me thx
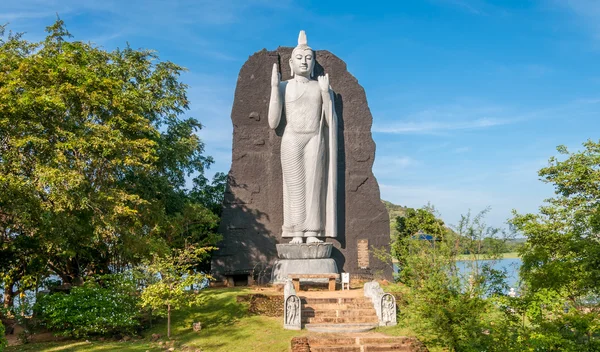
[394,257,523,293]
[456,258,522,290]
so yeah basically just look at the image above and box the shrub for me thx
[0,320,7,351]
[34,274,141,338]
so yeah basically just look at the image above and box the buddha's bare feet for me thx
[306,236,322,244]
[290,237,303,244]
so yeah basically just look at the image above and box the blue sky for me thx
[2,0,599,229]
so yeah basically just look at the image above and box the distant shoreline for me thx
[391,252,521,263]
[456,252,521,261]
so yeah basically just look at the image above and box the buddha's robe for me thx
[280,81,337,238]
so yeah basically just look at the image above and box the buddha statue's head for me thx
[289,30,315,78]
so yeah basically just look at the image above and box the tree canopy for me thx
[0,20,223,310]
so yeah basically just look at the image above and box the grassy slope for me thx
[6,287,308,352]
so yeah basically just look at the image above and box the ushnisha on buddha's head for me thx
[289,30,315,78]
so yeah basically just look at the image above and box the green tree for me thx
[392,205,448,275]
[191,172,227,216]
[510,140,600,349]
[511,140,600,298]
[0,19,221,306]
[396,208,511,351]
[139,245,213,338]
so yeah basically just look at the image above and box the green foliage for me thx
[453,208,515,261]
[5,288,306,352]
[394,201,600,351]
[511,140,600,299]
[139,245,213,338]
[192,172,228,216]
[382,200,407,238]
[395,205,447,242]
[507,140,600,350]
[34,274,141,338]
[396,208,518,351]
[0,319,6,351]
[392,205,448,272]
[0,19,222,302]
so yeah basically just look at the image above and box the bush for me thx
[34,274,141,338]
[0,320,7,351]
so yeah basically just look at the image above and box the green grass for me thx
[6,340,158,352]
[6,287,308,352]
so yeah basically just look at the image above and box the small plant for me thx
[139,245,214,338]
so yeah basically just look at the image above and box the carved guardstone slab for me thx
[211,45,392,283]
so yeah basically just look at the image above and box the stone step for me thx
[301,309,378,317]
[307,337,356,346]
[308,346,361,352]
[302,316,379,324]
[359,337,414,345]
[303,303,374,310]
[301,297,372,304]
[363,344,412,351]
[305,323,378,333]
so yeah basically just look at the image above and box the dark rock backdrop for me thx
[211,47,392,283]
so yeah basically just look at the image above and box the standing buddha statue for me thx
[268,30,338,244]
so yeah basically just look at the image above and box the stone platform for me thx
[272,243,339,284]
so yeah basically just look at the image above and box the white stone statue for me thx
[268,30,338,244]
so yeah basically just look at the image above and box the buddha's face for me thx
[290,48,314,77]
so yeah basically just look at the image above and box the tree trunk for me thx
[3,279,15,310]
[167,303,171,338]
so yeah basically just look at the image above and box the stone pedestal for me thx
[272,243,339,284]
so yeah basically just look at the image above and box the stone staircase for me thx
[289,290,428,352]
[300,296,379,332]
[291,335,429,352]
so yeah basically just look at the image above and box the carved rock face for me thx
[211,47,392,282]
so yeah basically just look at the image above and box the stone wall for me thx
[211,47,392,282]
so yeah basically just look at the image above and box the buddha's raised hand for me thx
[318,73,329,92]
[271,63,280,88]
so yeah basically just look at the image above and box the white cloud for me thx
[374,117,513,134]
[373,103,519,134]
[379,181,547,230]
[434,0,486,15]
[373,97,600,136]
[453,146,470,153]
[557,0,600,39]
[380,183,497,225]
[376,156,415,168]
[430,0,512,17]
[373,156,418,178]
